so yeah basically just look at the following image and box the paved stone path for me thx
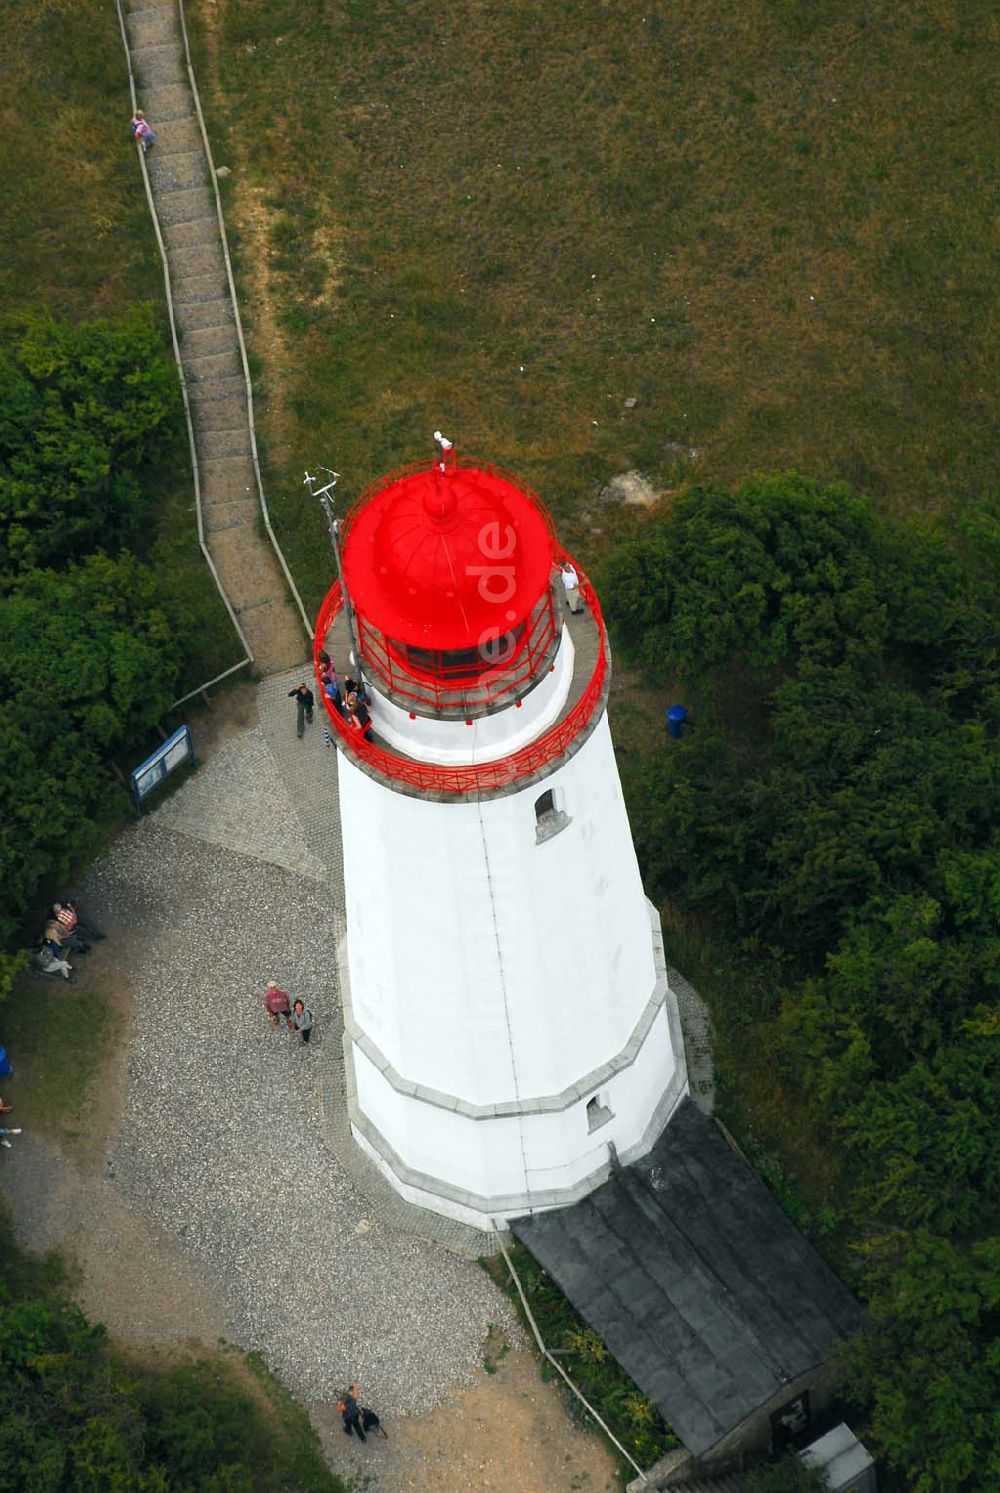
[125,0,306,673]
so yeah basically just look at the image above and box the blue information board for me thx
[129,725,196,810]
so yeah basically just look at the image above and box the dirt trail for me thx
[311,1346,619,1493]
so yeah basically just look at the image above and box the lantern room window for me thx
[394,621,526,683]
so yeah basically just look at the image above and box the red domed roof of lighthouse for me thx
[342,463,554,651]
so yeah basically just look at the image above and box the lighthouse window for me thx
[534,787,570,844]
[586,1095,614,1132]
[535,790,556,820]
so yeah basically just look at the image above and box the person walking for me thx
[130,109,157,154]
[263,981,291,1029]
[289,999,313,1045]
[0,1128,23,1149]
[288,683,315,738]
[338,1384,366,1441]
[561,561,584,614]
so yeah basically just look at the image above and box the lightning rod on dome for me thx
[305,464,361,674]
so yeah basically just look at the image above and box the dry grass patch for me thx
[188,0,996,613]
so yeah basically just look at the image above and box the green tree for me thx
[845,1233,1000,1493]
[0,1213,343,1491]
[0,310,179,574]
[604,477,1000,1489]
[602,473,889,681]
[0,552,187,948]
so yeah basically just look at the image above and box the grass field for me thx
[188,0,997,611]
[1,1,242,690]
[0,982,110,1152]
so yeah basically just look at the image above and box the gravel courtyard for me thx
[1,674,623,1489]
[91,822,517,1414]
[79,670,521,1420]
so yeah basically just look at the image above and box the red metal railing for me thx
[314,555,608,796]
[354,588,559,715]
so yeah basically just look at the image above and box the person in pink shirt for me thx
[263,981,291,1029]
[131,109,157,154]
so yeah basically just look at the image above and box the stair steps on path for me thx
[168,241,227,279]
[189,375,249,404]
[125,6,175,46]
[162,219,220,254]
[185,349,243,382]
[173,299,235,333]
[152,117,204,156]
[131,44,186,87]
[193,398,249,434]
[196,429,253,461]
[172,272,231,304]
[135,82,196,122]
[203,500,259,536]
[173,326,236,361]
[152,185,215,226]
[196,456,256,500]
[148,150,208,193]
[125,0,308,673]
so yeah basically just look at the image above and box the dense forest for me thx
[0,1214,339,1492]
[0,312,210,989]
[603,475,1000,1492]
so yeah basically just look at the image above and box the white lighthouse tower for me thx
[316,451,687,1230]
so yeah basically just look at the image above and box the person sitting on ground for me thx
[35,942,72,980]
[54,901,103,941]
[290,999,313,1045]
[46,912,88,955]
[263,981,291,1028]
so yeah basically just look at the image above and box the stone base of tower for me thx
[338,904,689,1231]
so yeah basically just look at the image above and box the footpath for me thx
[125,0,306,674]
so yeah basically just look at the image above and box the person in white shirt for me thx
[433,430,456,472]
[561,561,583,613]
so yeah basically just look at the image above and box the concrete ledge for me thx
[341,899,679,1119]
[339,903,691,1227]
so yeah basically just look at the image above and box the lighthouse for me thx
[316,450,687,1230]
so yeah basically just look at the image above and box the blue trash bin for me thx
[0,1046,11,1079]
[667,704,688,740]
